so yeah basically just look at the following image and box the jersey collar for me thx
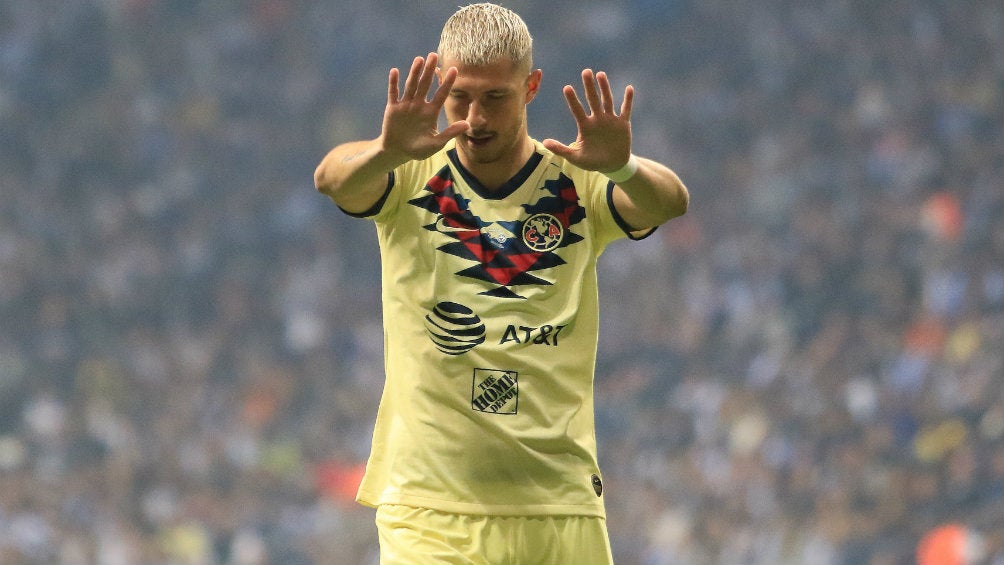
[447,148,544,200]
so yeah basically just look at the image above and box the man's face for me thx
[439,56,541,166]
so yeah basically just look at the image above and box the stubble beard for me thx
[461,123,526,166]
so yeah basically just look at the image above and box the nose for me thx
[465,101,488,129]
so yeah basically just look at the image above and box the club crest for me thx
[522,213,564,252]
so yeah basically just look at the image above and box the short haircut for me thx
[438,3,533,72]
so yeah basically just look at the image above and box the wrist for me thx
[603,154,640,183]
[374,136,412,169]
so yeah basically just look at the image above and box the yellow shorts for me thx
[375,504,615,565]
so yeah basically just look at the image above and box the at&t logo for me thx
[424,302,486,355]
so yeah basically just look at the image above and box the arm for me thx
[314,53,469,214]
[608,155,689,231]
[313,139,406,215]
[542,70,689,231]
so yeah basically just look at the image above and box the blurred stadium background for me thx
[1,0,1002,563]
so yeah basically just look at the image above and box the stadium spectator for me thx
[1,1,1001,563]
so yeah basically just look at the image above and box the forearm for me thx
[613,156,689,229]
[314,138,408,213]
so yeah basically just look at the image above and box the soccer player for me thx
[313,3,688,563]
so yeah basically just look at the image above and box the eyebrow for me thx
[450,87,512,96]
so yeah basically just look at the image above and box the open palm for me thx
[381,53,469,162]
[542,69,634,174]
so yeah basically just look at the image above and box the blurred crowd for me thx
[1,0,1002,564]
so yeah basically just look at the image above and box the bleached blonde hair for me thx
[438,3,533,72]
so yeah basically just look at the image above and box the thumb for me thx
[437,120,470,142]
[542,138,574,157]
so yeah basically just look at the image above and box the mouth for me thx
[464,132,494,148]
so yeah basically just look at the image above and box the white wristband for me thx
[603,154,639,183]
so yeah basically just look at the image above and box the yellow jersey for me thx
[351,139,649,517]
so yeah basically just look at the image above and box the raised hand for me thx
[381,53,469,162]
[542,69,634,173]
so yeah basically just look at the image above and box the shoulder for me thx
[530,140,598,184]
[531,140,609,201]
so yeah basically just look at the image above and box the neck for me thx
[459,136,536,193]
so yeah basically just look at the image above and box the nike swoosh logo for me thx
[434,215,478,233]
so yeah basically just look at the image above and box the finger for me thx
[437,119,471,141]
[581,69,602,116]
[415,52,439,101]
[595,71,615,114]
[387,67,401,104]
[430,66,458,107]
[562,85,588,122]
[542,138,574,158]
[620,85,635,121]
[401,56,425,100]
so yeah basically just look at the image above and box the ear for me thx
[525,69,543,104]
